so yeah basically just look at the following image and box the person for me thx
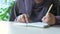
[9,0,60,25]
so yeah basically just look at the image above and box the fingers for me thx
[42,13,56,25]
[20,15,26,23]
[42,13,51,23]
[42,16,51,25]
[42,13,52,21]
[42,16,49,23]
[23,14,29,23]
[17,14,29,23]
[17,15,25,23]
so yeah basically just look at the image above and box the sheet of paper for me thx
[13,22,49,28]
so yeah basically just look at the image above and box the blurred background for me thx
[0,0,15,21]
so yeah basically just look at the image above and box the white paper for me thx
[13,22,49,28]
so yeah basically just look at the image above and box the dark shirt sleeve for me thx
[55,16,60,25]
[9,1,20,21]
[9,4,17,21]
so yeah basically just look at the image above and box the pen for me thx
[46,4,53,16]
[25,0,28,26]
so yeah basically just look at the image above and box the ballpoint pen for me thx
[25,0,28,26]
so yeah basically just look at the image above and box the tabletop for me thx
[0,21,60,34]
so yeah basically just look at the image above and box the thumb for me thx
[42,16,46,21]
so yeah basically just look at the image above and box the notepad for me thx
[13,22,49,28]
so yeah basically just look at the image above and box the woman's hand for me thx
[17,14,30,23]
[42,13,56,25]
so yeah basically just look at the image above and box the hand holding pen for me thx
[42,4,56,25]
[17,14,30,23]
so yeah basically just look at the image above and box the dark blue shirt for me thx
[9,0,60,24]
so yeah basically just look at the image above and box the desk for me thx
[0,21,60,34]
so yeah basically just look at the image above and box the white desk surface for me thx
[0,21,60,34]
